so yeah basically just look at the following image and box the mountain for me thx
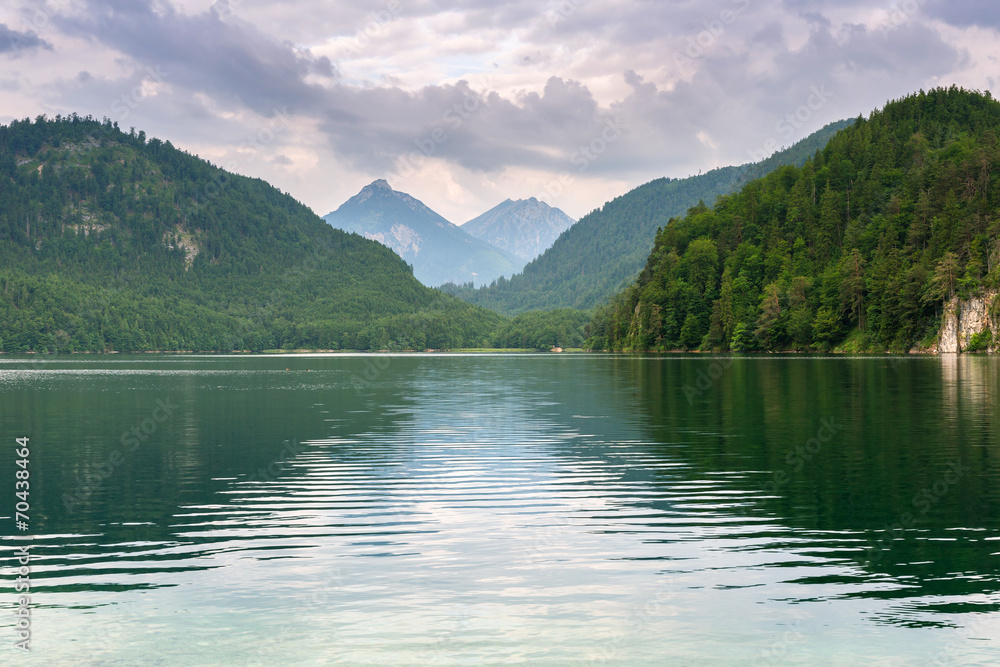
[0,115,503,353]
[443,119,852,315]
[586,86,1000,353]
[323,180,521,287]
[461,197,575,263]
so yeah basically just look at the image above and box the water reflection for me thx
[0,354,997,664]
[627,355,1000,626]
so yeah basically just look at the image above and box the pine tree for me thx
[840,249,866,331]
[923,251,960,307]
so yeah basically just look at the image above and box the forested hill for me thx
[586,87,1000,353]
[443,119,851,315]
[0,115,502,352]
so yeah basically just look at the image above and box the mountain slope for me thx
[0,115,503,352]
[446,119,852,315]
[461,197,575,263]
[323,180,521,287]
[587,86,1000,353]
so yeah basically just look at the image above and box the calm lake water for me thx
[1,353,999,665]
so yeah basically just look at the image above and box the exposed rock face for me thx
[461,198,575,262]
[938,290,999,353]
[323,180,521,287]
[363,223,422,255]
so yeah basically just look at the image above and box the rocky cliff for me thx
[461,198,575,263]
[937,290,999,353]
[323,180,521,287]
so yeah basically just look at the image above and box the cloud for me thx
[55,0,335,118]
[924,0,1000,29]
[0,24,53,56]
[6,0,992,221]
[43,0,965,180]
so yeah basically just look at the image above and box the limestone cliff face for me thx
[461,198,575,263]
[323,180,522,287]
[937,290,999,353]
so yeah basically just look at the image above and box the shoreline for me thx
[0,348,989,356]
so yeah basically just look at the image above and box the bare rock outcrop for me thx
[938,290,999,353]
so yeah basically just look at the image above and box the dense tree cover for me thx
[442,120,851,315]
[0,114,505,352]
[490,309,591,349]
[586,87,1000,352]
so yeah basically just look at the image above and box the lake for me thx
[1,353,999,665]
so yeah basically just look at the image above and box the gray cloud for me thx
[49,0,968,180]
[10,0,995,221]
[56,0,335,118]
[924,0,1000,29]
[0,24,53,56]
[317,75,628,176]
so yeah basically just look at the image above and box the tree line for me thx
[586,87,1000,352]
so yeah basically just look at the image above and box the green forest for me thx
[0,114,506,352]
[443,119,851,315]
[586,87,1000,352]
[5,88,998,356]
[491,309,591,349]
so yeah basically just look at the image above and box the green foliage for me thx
[491,309,591,349]
[0,114,504,352]
[966,328,993,352]
[594,87,1000,352]
[730,322,758,352]
[449,120,852,315]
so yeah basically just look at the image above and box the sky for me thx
[1,0,998,223]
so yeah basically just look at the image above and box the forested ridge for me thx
[443,119,851,315]
[586,87,1000,353]
[0,114,504,352]
[8,88,993,356]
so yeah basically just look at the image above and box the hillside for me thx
[444,119,852,314]
[323,180,521,287]
[0,116,503,352]
[461,198,575,263]
[586,87,1000,353]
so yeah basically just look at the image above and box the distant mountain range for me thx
[323,180,522,287]
[3,89,995,356]
[442,119,853,314]
[0,117,503,353]
[462,198,575,263]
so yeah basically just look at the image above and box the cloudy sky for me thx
[1,0,997,222]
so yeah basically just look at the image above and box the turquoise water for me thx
[0,354,998,665]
